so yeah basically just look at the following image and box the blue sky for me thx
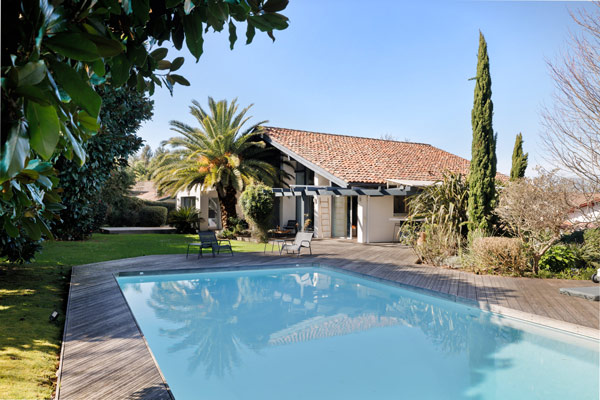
[137,0,594,175]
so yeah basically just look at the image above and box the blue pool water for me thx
[117,266,599,400]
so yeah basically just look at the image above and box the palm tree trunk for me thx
[219,186,238,230]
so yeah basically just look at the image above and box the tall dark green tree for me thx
[468,32,497,234]
[510,133,528,181]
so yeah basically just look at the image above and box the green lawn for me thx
[0,234,265,399]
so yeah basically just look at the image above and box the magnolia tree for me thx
[494,170,572,273]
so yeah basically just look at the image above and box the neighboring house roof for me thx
[262,126,506,185]
[129,180,172,202]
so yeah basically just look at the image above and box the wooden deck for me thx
[57,239,600,399]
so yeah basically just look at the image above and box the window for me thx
[181,196,196,209]
[393,196,407,215]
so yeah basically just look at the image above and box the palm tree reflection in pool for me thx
[146,270,521,380]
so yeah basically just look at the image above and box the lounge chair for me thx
[282,220,298,234]
[281,232,313,257]
[186,231,233,258]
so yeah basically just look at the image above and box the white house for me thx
[176,126,480,243]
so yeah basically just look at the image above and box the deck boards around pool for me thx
[57,239,600,400]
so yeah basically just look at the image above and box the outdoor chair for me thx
[186,231,233,258]
[281,231,313,257]
[282,220,298,234]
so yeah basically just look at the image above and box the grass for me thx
[0,234,266,399]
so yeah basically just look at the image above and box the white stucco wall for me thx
[568,203,600,224]
[314,173,331,238]
[357,195,396,243]
[176,185,224,230]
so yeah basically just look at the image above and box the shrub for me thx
[218,229,237,239]
[560,230,585,245]
[539,244,583,273]
[239,184,274,243]
[465,237,528,276]
[138,206,168,227]
[142,200,176,212]
[581,228,600,268]
[0,230,43,264]
[105,196,143,227]
[412,223,461,267]
[168,207,202,234]
[228,217,249,236]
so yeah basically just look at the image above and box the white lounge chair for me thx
[281,232,313,257]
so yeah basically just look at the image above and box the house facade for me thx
[176,127,475,243]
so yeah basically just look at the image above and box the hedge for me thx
[138,206,168,227]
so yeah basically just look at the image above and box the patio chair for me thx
[281,232,313,257]
[186,231,233,258]
[282,220,298,234]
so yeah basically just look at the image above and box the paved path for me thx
[57,240,600,399]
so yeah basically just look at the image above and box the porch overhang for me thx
[271,185,416,197]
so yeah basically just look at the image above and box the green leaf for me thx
[109,53,132,87]
[45,33,100,61]
[150,48,168,61]
[64,127,86,165]
[170,57,185,72]
[262,13,289,30]
[168,74,190,86]
[263,0,289,12]
[248,15,271,32]
[228,20,237,50]
[0,122,30,183]
[157,60,171,70]
[18,169,40,181]
[14,85,52,106]
[132,0,150,24]
[26,102,60,160]
[16,61,47,86]
[184,11,204,61]
[77,110,100,131]
[22,218,42,241]
[51,61,102,118]
[3,220,19,238]
[84,34,124,58]
[91,60,106,76]
[246,23,255,44]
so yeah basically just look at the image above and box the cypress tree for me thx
[510,132,528,180]
[468,32,497,234]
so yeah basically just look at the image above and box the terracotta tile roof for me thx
[263,126,504,185]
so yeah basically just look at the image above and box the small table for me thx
[265,239,286,255]
[264,230,292,254]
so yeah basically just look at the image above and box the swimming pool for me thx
[117,265,599,400]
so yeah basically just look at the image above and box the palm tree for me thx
[153,98,283,229]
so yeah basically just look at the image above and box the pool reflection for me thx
[143,269,521,382]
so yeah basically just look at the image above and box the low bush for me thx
[105,196,144,227]
[581,228,600,269]
[167,207,201,233]
[539,244,583,273]
[228,217,249,236]
[413,223,461,267]
[142,200,176,212]
[138,206,168,227]
[218,229,237,239]
[465,237,528,276]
